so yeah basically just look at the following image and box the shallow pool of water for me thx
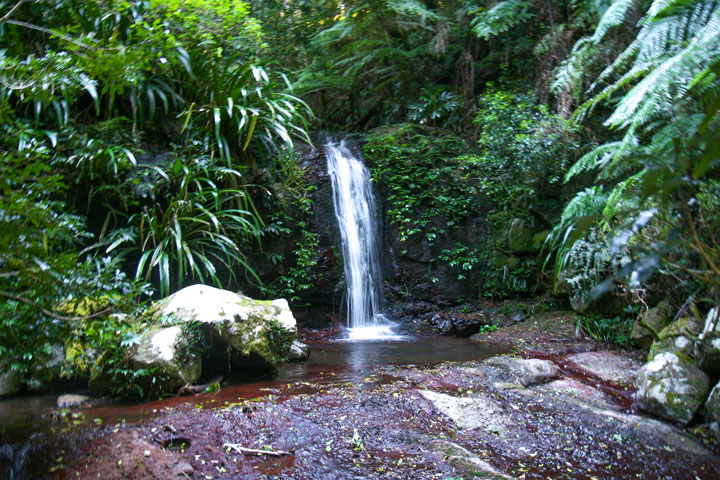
[0,335,505,477]
[278,335,506,383]
[0,335,506,433]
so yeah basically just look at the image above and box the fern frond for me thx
[471,0,535,39]
[592,0,637,43]
[606,8,720,128]
[561,186,609,221]
[565,140,631,181]
[603,169,643,219]
[387,0,442,23]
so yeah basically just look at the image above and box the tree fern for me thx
[471,0,535,40]
[552,0,720,298]
[591,0,638,43]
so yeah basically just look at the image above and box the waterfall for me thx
[326,139,396,340]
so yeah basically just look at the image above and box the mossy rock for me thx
[506,218,534,253]
[648,335,695,361]
[660,316,702,338]
[698,332,720,376]
[707,382,720,425]
[90,285,298,397]
[631,300,674,349]
[635,352,710,425]
[146,284,297,373]
[56,295,116,317]
[429,439,512,479]
[132,326,203,394]
[647,316,703,361]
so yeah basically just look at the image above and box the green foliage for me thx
[366,127,473,244]
[548,0,720,309]
[408,87,460,127]
[474,324,500,336]
[473,89,575,196]
[288,0,484,130]
[437,244,482,281]
[575,311,635,347]
[0,114,149,382]
[125,156,262,297]
[257,155,320,302]
[367,94,573,298]
[0,0,313,390]
[471,0,535,40]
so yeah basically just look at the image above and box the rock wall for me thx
[246,131,562,327]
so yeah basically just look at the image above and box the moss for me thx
[56,295,116,317]
[239,298,274,307]
[659,316,702,339]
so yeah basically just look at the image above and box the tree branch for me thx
[223,443,292,457]
[6,19,98,50]
[0,290,114,322]
[685,208,720,282]
[0,0,25,25]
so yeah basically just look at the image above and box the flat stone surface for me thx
[566,351,641,385]
[557,395,716,461]
[483,356,561,387]
[429,439,514,479]
[419,390,513,435]
[530,378,616,409]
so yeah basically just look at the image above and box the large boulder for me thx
[90,285,298,396]
[706,382,720,440]
[698,307,720,376]
[706,383,720,424]
[89,325,202,396]
[698,333,720,376]
[133,326,203,393]
[147,285,298,372]
[631,300,673,349]
[635,352,710,425]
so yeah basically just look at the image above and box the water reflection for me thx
[277,336,506,383]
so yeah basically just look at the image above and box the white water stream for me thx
[326,140,400,340]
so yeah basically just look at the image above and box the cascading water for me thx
[326,139,398,340]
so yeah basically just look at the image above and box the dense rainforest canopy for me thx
[1,0,718,396]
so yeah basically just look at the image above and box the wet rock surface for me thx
[482,356,561,387]
[7,313,720,479]
[565,351,641,386]
[428,439,513,479]
[287,340,311,362]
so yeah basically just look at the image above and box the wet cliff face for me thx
[240,144,345,328]
[245,130,558,327]
[275,140,499,325]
